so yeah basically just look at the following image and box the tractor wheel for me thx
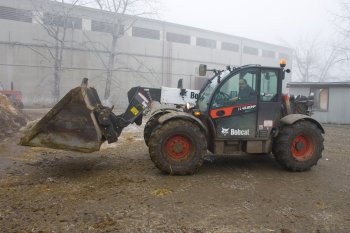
[148,120,207,175]
[273,121,324,171]
[144,113,162,146]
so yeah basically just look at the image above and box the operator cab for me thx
[196,61,288,154]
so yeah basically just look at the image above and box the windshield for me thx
[197,70,230,111]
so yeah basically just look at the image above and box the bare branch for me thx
[81,31,108,68]
[30,0,83,102]
[83,0,159,101]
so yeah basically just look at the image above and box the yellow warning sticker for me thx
[130,107,139,116]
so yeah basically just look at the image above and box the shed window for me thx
[310,88,328,111]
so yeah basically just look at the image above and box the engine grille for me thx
[258,130,268,138]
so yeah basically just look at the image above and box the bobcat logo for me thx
[221,127,229,136]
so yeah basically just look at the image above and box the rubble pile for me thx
[0,93,27,141]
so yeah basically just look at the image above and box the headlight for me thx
[185,102,195,111]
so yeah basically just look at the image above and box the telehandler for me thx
[20,60,324,175]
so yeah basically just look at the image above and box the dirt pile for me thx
[0,93,27,141]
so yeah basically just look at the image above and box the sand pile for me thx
[0,93,27,141]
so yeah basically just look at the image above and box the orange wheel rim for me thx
[165,135,191,159]
[291,135,314,161]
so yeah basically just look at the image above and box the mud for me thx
[0,109,349,233]
[0,94,27,141]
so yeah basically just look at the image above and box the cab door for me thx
[209,68,259,139]
[257,68,282,138]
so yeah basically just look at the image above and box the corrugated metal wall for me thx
[289,86,350,124]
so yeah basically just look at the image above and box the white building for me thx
[0,0,293,107]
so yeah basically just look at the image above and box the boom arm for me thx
[96,84,200,143]
[95,86,161,143]
[20,79,199,152]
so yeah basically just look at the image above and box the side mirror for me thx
[285,69,291,73]
[199,64,207,76]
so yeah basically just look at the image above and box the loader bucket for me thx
[20,79,105,153]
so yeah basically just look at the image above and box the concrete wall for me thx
[0,0,293,107]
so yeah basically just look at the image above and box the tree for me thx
[293,36,344,82]
[314,0,350,80]
[332,1,350,63]
[86,0,159,102]
[291,0,350,82]
[30,0,82,103]
[293,37,319,82]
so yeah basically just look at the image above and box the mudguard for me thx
[280,114,325,133]
[157,111,208,136]
[149,108,182,117]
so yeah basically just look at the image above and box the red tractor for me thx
[0,82,24,109]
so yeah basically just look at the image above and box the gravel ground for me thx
[0,109,349,233]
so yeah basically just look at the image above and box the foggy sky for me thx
[159,0,339,47]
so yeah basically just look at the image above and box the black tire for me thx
[148,120,207,175]
[144,113,163,146]
[273,121,324,171]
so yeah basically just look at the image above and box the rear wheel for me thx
[273,121,324,171]
[148,120,207,175]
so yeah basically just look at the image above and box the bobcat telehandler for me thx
[20,60,324,175]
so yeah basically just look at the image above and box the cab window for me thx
[260,70,278,102]
[211,68,258,108]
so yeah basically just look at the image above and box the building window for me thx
[310,88,328,111]
[196,37,216,48]
[221,42,239,52]
[0,6,32,23]
[132,27,160,40]
[243,46,259,55]
[166,32,190,44]
[43,13,82,29]
[91,20,124,35]
[262,49,275,58]
[279,52,290,61]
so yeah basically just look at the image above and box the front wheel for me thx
[144,113,163,146]
[273,121,324,171]
[148,120,207,175]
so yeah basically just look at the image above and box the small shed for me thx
[287,82,350,124]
